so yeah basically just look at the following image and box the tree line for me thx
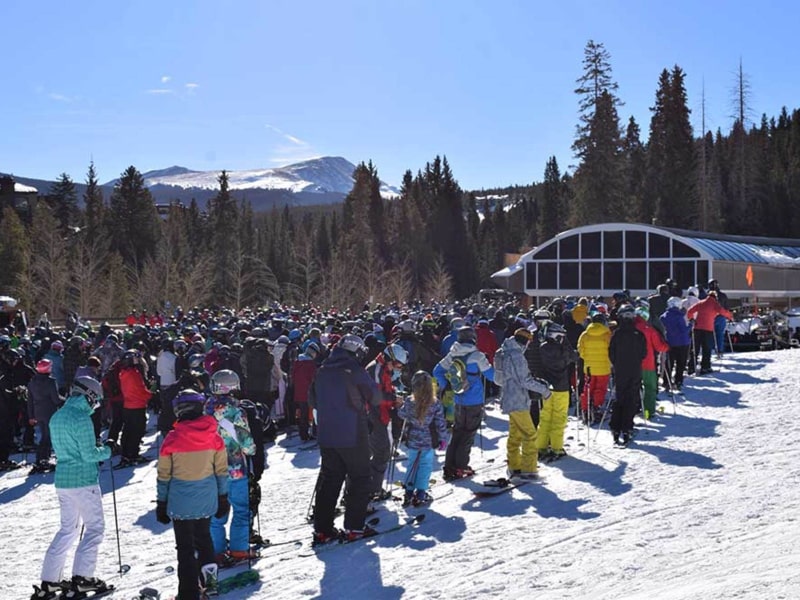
[1,40,799,320]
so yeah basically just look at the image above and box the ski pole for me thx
[108,462,125,575]
[305,470,322,523]
[478,405,484,458]
[386,419,407,492]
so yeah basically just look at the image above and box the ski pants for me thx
[507,410,538,473]
[610,374,642,434]
[41,484,105,582]
[714,316,727,355]
[697,329,714,370]
[174,517,215,600]
[404,448,434,493]
[536,391,569,452]
[314,445,371,533]
[368,413,391,496]
[35,415,53,464]
[211,476,249,554]
[642,370,658,417]
[667,345,689,387]
[121,407,146,460]
[444,404,483,471]
[581,374,609,411]
[107,400,124,443]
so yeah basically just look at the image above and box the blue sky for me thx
[2,0,797,191]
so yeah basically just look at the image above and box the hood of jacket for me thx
[449,341,478,357]
[584,322,610,337]
[173,414,220,444]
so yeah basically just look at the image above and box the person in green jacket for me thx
[32,377,114,600]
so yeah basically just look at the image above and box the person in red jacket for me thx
[634,303,669,419]
[118,349,153,466]
[686,291,733,375]
[125,311,138,327]
[476,319,500,397]
[290,342,320,441]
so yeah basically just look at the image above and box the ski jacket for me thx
[539,339,578,392]
[50,394,111,489]
[308,347,381,449]
[571,303,589,326]
[26,372,61,421]
[439,331,458,356]
[475,323,499,364]
[608,321,647,382]
[562,311,585,349]
[397,396,447,451]
[156,350,177,387]
[634,317,670,371]
[365,354,397,426]
[433,341,494,407]
[120,365,152,410]
[291,354,318,404]
[241,342,274,392]
[62,345,83,387]
[577,322,612,377]
[686,296,733,332]
[660,307,691,347]
[494,337,551,414]
[206,397,255,480]
[157,414,228,520]
[44,350,65,389]
[647,292,669,334]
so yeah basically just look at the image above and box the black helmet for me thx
[172,388,206,421]
[338,334,366,357]
[616,304,636,320]
[542,322,567,342]
[456,326,477,344]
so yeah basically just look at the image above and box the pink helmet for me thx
[36,359,52,374]
[51,340,64,352]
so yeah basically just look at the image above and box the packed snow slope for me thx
[3,349,800,600]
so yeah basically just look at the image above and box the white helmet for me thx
[384,343,409,365]
[667,296,683,310]
[210,369,240,396]
[71,376,104,411]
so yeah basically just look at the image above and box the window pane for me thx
[560,262,579,289]
[539,262,557,288]
[582,261,602,289]
[697,261,709,286]
[604,261,623,289]
[604,231,623,258]
[534,242,557,259]
[673,239,700,258]
[673,261,695,292]
[649,261,672,290]
[649,234,671,258]
[560,235,579,259]
[626,261,647,290]
[526,262,537,289]
[626,231,647,258]
[582,232,601,259]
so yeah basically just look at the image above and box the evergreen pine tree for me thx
[83,161,104,240]
[107,166,161,269]
[538,156,562,241]
[49,172,78,235]
[207,171,239,303]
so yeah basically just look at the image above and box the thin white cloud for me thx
[265,123,316,164]
[145,89,175,95]
[48,93,72,103]
[185,83,199,95]
[161,75,171,83]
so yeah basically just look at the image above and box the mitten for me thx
[438,440,447,452]
[215,495,230,518]
[156,501,171,524]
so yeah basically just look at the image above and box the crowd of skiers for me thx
[0,280,737,599]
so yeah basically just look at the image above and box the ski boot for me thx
[200,562,219,596]
[30,581,63,600]
[342,524,378,542]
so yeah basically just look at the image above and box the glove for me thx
[437,440,447,452]
[156,501,171,524]
[215,495,230,519]
[103,439,119,455]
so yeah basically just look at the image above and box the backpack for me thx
[445,355,471,394]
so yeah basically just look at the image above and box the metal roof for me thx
[671,235,800,266]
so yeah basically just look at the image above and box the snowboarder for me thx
[537,322,578,461]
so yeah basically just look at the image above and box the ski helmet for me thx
[172,388,207,421]
[635,305,650,321]
[384,343,409,365]
[51,340,64,352]
[71,376,104,411]
[542,322,567,343]
[36,359,52,374]
[210,369,240,396]
[456,326,477,345]
[338,334,366,357]
[305,341,321,358]
[667,296,683,310]
[590,312,608,325]
[616,304,636,320]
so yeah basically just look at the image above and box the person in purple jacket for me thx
[660,297,691,390]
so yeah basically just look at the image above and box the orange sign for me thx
[745,265,754,287]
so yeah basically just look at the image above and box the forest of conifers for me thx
[0,40,798,320]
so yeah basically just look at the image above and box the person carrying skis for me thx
[537,321,578,461]
[493,328,551,478]
[205,370,256,565]
[577,312,612,424]
[397,370,448,506]
[633,302,669,420]
[32,377,113,600]
[608,305,648,445]
[308,334,381,544]
[156,389,229,600]
[433,326,495,481]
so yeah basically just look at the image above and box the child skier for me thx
[633,302,669,419]
[397,371,448,506]
[577,313,612,424]
[156,389,229,599]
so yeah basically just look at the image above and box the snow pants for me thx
[581,374,609,411]
[367,413,391,496]
[120,407,146,460]
[667,345,689,387]
[211,476,249,554]
[536,391,569,452]
[697,329,714,370]
[314,445,371,533]
[610,374,642,435]
[174,517,215,600]
[642,370,658,417]
[404,448,434,493]
[507,410,538,473]
[444,404,483,472]
[41,484,105,582]
[35,415,53,464]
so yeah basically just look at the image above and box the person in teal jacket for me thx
[33,377,113,600]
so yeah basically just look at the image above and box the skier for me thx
[608,305,647,445]
[27,359,62,473]
[397,371,448,506]
[118,350,152,466]
[156,389,228,599]
[308,334,381,544]
[577,312,612,424]
[290,341,321,441]
[433,326,495,481]
[537,321,578,461]
[205,370,257,565]
[493,328,551,478]
[686,291,733,374]
[660,297,691,390]
[32,376,113,600]
[633,302,669,419]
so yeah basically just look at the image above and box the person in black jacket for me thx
[608,305,648,445]
[27,359,63,472]
[308,335,381,544]
[537,322,578,461]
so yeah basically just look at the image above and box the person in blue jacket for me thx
[660,296,691,390]
[433,326,494,481]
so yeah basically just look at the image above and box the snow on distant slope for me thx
[136,156,400,197]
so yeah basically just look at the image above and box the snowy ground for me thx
[4,349,800,600]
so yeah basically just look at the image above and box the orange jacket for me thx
[686,296,733,332]
[635,318,669,372]
[120,366,152,409]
